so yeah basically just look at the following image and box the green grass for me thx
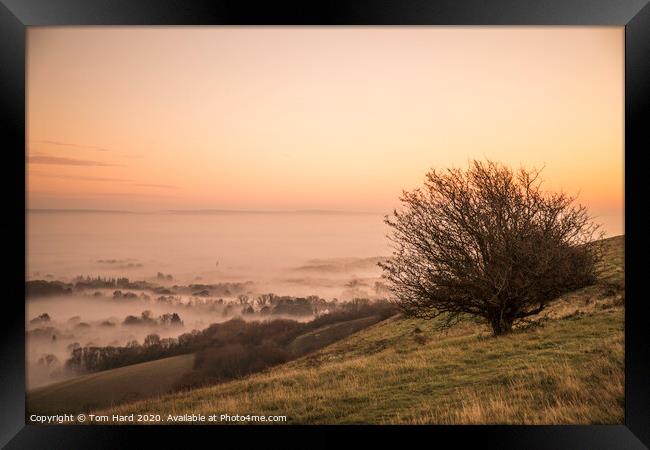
[287,314,385,357]
[99,309,623,424]
[97,236,624,424]
[595,235,625,282]
[26,315,387,415]
[27,353,195,415]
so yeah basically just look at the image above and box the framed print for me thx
[1,0,648,448]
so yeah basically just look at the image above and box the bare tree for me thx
[143,333,161,348]
[256,294,269,308]
[379,160,601,335]
[256,293,276,307]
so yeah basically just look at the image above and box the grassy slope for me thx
[287,314,384,357]
[100,235,624,424]
[27,316,388,415]
[27,353,195,415]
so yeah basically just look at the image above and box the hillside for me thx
[98,235,624,424]
[27,354,195,415]
[27,314,390,415]
[287,314,384,356]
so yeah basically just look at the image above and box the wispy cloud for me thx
[29,140,114,152]
[27,155,125,167]
[28,140,139,158]
[133,183,178,190]
[92,191,174,198]
[29,172,132,182]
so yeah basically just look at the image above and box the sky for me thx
[27,27,623,228]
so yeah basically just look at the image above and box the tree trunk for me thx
[489,314,513,336]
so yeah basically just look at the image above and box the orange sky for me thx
[27,27,623,230]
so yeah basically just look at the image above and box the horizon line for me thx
[26,208,385,215]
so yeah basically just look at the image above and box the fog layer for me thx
[26,210,391,388]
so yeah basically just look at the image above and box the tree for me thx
[379,160,600,336]
[29,313,50,324]
[143,333,161,348]
[255,295,269,308]
[160,312,183,326]
[141,310,156,325]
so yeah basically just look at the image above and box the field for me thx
[287,314,384,356]
[95,236,624,424]
[27,353,195,415]
[26,315,389,414]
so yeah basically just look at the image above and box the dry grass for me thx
[395,343,624,424]
[98,309,623,424]
[28,353,195,415]
[95,235,624,425]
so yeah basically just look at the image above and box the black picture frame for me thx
[1,1,648,448]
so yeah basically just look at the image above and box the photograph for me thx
[24,26,625,425]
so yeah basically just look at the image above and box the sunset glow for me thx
[27,27,623,233]
[24,26,627,419]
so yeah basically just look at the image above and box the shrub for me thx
[381,160,600,335]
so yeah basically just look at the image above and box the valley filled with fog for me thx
[26,210,391,388]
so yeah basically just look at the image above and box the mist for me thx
[26,210,392,388]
